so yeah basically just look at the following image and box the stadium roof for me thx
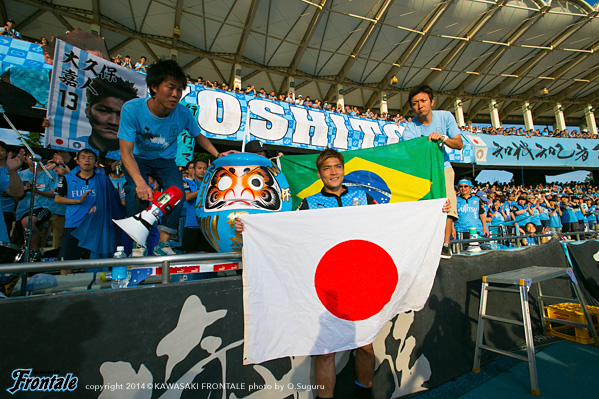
[4,0,599,127]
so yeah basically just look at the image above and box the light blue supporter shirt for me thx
[402,110,461,169]
[184,178,200,228]
[0,168,10,241]
[118,98,202,160]
[56,172,97,229]
[16,169,57,221]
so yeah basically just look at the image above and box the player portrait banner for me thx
[45,40,146,159]
[280,137,446,209]
[240,198,447,364]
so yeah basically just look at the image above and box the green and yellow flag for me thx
[279,137,446,209]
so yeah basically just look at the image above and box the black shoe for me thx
[355,385,372,399]
[441,243,452,259]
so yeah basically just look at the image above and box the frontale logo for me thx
[7,369,78,394]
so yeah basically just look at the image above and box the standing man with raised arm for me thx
[118,59,233,255]
[402,85,464,259]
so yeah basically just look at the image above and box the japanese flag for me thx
[467,135,486,147]
[240,199,446,364]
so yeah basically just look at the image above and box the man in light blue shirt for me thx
[118,60,232,255]
[403,85,464,259]
[0,144,24,242]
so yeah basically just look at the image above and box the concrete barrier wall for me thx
[0,239,572,398]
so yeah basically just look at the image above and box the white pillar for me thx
[554,103,566,131]
[454,98,465,127]
[90,24,100,37]
[170,49,178,61]
[336,84,344,108]
[233,63,242,90]
[522,101,534,131]
[287,77,295,98]
[489,99,501,129]
[584,104,597,136]
[380,91,388,115]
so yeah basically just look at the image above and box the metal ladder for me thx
[472,266,599,396]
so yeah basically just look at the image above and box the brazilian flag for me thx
[279,137,446,209]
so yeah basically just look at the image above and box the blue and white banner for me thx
[45,40,146,160]
[461,133,599,168]
[0,37,50,72]
[179,85,405,152]
[447,138,472,164]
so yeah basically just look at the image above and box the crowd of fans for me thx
[0,143,223,261]
[3,135,597,262]
[452,180,599,248]
[460,125,596,139]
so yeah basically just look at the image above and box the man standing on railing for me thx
[403,84,464,259]
[118,60,234,255]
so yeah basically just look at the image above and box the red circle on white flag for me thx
[314,239,398,321]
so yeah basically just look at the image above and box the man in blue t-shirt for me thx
[0,144,24,243]
[55,149,99,260]
[560,195,579,234]
[402,85,464,259]
[17,154,58,256]
[180,159,213,253]
[118,60,233,255]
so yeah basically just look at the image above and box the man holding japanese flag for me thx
[236,148,449,399]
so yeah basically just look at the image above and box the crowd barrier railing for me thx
[451,229,597,254]
[0,252,242,296]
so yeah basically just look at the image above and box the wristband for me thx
[441,135,448,144]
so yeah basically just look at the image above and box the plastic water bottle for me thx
[111,246,130,289]
[468,227,482,252]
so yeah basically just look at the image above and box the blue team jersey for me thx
[548,206,562,228]
[402,110,461,169]
[0,166,15,213]
[0,168,10,241]
[118,98,202,160]
[511,204,530,223]
[109,176,126,199]
[528,205,541,226]
[575,207,586,222]
[539,204,549,221]
[300,186,372,209]
[587,206,597,222]
[455,195,484,233]
[183,178,200,228]
[524,235,539,246]
[56,172,98,229]
[560,204,577,223]
[16,169,57,221]
[487,206,505,224]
